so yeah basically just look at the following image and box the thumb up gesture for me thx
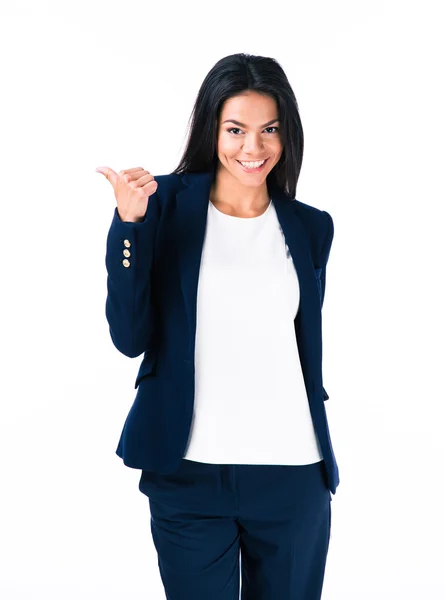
[96,166,158,223]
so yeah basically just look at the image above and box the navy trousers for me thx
[139,458,332,600]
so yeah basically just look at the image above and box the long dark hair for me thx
[172,53,304,199]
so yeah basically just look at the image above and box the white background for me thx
[1,0,444,598]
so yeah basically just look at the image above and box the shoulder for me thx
[142,172,184,217]
[293,198,334,267]
[151,172,183,198]
[293,198,333,231]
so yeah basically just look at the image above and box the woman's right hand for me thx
[96,166,158,222]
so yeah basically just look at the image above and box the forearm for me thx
[105,206,158,358]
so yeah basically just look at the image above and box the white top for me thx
[183,198,323,465]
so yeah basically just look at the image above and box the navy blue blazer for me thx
[105,166,340,494]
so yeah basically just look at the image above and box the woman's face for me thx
[215,91,283,188]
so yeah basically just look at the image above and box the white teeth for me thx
[240,160,265,169]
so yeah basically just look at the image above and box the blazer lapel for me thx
[270,182,322,392]
[175,168,215,358]
[269,181,321,318]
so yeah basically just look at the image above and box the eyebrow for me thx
[222,118,280,128]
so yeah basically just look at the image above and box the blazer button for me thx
[123,239,131,248]
[122,259,130,268]
[123,249,131,257]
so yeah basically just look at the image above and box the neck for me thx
[209,163,270,216]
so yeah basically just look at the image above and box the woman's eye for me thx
[227,127,279,135]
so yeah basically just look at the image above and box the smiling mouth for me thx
[236,158,269,171]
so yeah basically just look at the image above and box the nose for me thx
[242,132,265,154]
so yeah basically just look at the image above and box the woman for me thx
[98,52,339,600]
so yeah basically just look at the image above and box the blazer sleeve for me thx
[105,194,161,358]
[318,210,334,310]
